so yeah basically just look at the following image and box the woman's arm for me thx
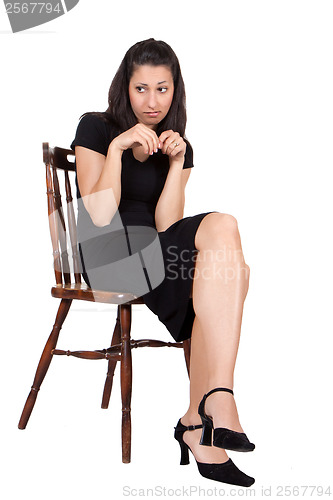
[75,123,160,227]
[75,142,123,227]
[155,130,192,232]
[155,160,191,232]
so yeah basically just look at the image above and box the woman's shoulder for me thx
[70,111,119,155]
[77,111,119,134]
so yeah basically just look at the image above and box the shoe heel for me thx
[198,395,213,446]
[178,441,190,465]
[199,418,213,446]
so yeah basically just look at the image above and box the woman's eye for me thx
[135,86,167,93]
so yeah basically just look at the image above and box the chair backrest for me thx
[43,142,81,286]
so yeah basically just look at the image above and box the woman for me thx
[71,38,254,487]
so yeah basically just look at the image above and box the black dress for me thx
[70,113,217,342]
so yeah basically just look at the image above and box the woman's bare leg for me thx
[181,315,230,463]
[180,213,250,460]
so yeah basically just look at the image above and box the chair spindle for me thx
[65,170,81,284]
[45,145,62,285]
[52,166,71,284]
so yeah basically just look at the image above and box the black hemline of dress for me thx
[141,212,217,342]
[80,211,218,343]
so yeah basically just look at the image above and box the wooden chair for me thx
[18,142,191,463]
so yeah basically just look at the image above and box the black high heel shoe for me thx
[198,388,255,452]
[174,419,255,487]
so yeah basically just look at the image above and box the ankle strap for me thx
[185,424,203,431]
[206,387,234,398]
[176,419,203,431]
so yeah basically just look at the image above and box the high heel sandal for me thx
[174,419,255,487]
[198,388,255,452]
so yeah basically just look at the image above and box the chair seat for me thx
[51,283,144,305]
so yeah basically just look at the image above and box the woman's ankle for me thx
[180,409,202,426]
[206,380,234,393]
[204,391,244,433]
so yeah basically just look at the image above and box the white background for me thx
[1,1,333,498]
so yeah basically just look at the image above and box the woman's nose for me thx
[147,92,157,109]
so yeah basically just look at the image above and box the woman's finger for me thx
[136,130,155,155]
[158,130,173,144]
[170,139,186,157]
[164,133,181,155]
[159,130,174,153]
[169,141,181,156]
[137,124,159,153]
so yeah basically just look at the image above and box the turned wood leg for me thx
[120,304,132,463]
[101,305,121,409]
[183,338,191,377]
[18,298,72,429]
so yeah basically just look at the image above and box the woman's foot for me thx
[203,389,244,433]
[180,414,230,464]
[197,388,255,452]
[174,416,255,487]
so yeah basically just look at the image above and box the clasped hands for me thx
[113,123,186,162]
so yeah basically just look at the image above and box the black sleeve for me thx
[183,139,194,169]
[70,113,111,156]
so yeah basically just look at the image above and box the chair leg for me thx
[18,298,72,429]
[120,303,132,463]
[183,338,191,377]
[101,305,121,409]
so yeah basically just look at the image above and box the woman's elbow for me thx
[91,216,112,228]
[83,196,118,227]
[90,208,118,227]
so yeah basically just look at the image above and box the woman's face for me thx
[128,64,174,130]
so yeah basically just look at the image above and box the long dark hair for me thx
[84,38,187,138]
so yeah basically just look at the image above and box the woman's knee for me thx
[242,262,250,281]
[195,213,240,250]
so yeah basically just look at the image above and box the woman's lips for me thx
[145,112,160,117]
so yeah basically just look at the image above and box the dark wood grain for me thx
[18,299,72,429]
[65,170,81,284]
[120,304,132,463]
[101,306,121,409]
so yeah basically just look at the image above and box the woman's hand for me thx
[111,123,160,155]
[159,130,186,162]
